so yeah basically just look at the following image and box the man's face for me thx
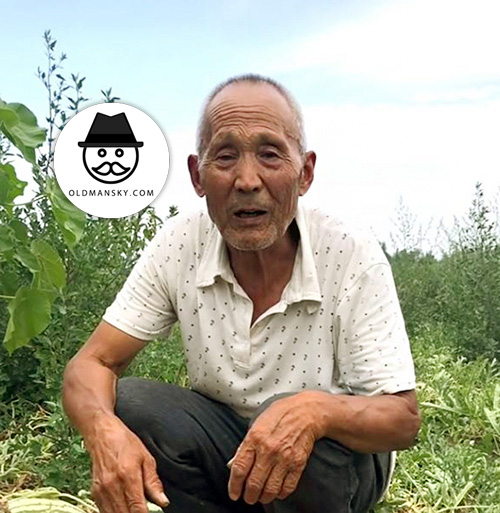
[189,83,315,251]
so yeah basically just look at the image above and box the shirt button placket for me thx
[232,295,252,366]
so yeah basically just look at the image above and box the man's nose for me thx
[234,155,263,192]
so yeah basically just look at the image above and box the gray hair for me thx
[196,74,306,159]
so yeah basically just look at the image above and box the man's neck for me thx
[227,222,300,324]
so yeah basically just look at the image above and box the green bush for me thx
[126,325,188,386]
[389,250,444,336]
[0,31,165,410]
[390,184,500,360]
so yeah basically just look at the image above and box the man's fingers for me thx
[142,456,170,508]
[276,466,305,501]
[242,469,269,505]
[242,456,275,505]
[123,480,150,513]
[92,461,165,513]
[257,463,290,504]
[228,447,255,501]
[92,476,130,513]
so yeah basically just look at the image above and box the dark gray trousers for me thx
[115,377,390,513]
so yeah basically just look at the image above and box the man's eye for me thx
[260,151,279,160]
[216,153,236,162]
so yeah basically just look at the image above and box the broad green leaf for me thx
[8,219,29,243]
[0,265,19,295]
[46,178,86,249]
[3,286,52,354]
[0,162,27,215]
[0,99,46,165]
[31,239,66,291]
[0,104,17,124]
[14,245,41,272]
[0,226,14,253]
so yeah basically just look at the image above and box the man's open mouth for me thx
[234,209,267,218]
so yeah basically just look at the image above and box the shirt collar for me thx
[196,205,322,311]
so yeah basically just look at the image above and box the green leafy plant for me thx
[0,31,178,494]
[0,97,84,355]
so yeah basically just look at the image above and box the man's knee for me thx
[115,376,154,428]
[115,377,211,459]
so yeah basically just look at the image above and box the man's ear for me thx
[299,151,316,196]
[188,154,206,197]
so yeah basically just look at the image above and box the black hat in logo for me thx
[78,112,144,148]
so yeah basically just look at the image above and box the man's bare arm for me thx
[313,389,420,452]
[62,321,170,513]
[62,321,143,438]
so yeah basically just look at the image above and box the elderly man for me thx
[63,74,420,513]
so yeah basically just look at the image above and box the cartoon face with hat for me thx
[78,112,143,184]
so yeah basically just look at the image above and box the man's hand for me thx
[86,414,169,513]
[227,392,323,505]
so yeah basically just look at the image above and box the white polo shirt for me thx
[103,205,416,419]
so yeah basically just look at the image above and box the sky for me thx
[1,0,500,252]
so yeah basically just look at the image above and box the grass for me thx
[376,324,500,512]
[2,323,500,511]
[0,327,188,495]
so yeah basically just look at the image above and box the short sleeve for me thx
[335,263,416,395]
[102,228,177,341]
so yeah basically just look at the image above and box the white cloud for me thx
[413,85,500,103]
[301,98,500,243]
[266,0,500,84]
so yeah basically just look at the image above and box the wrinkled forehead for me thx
[205,83,300,145]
